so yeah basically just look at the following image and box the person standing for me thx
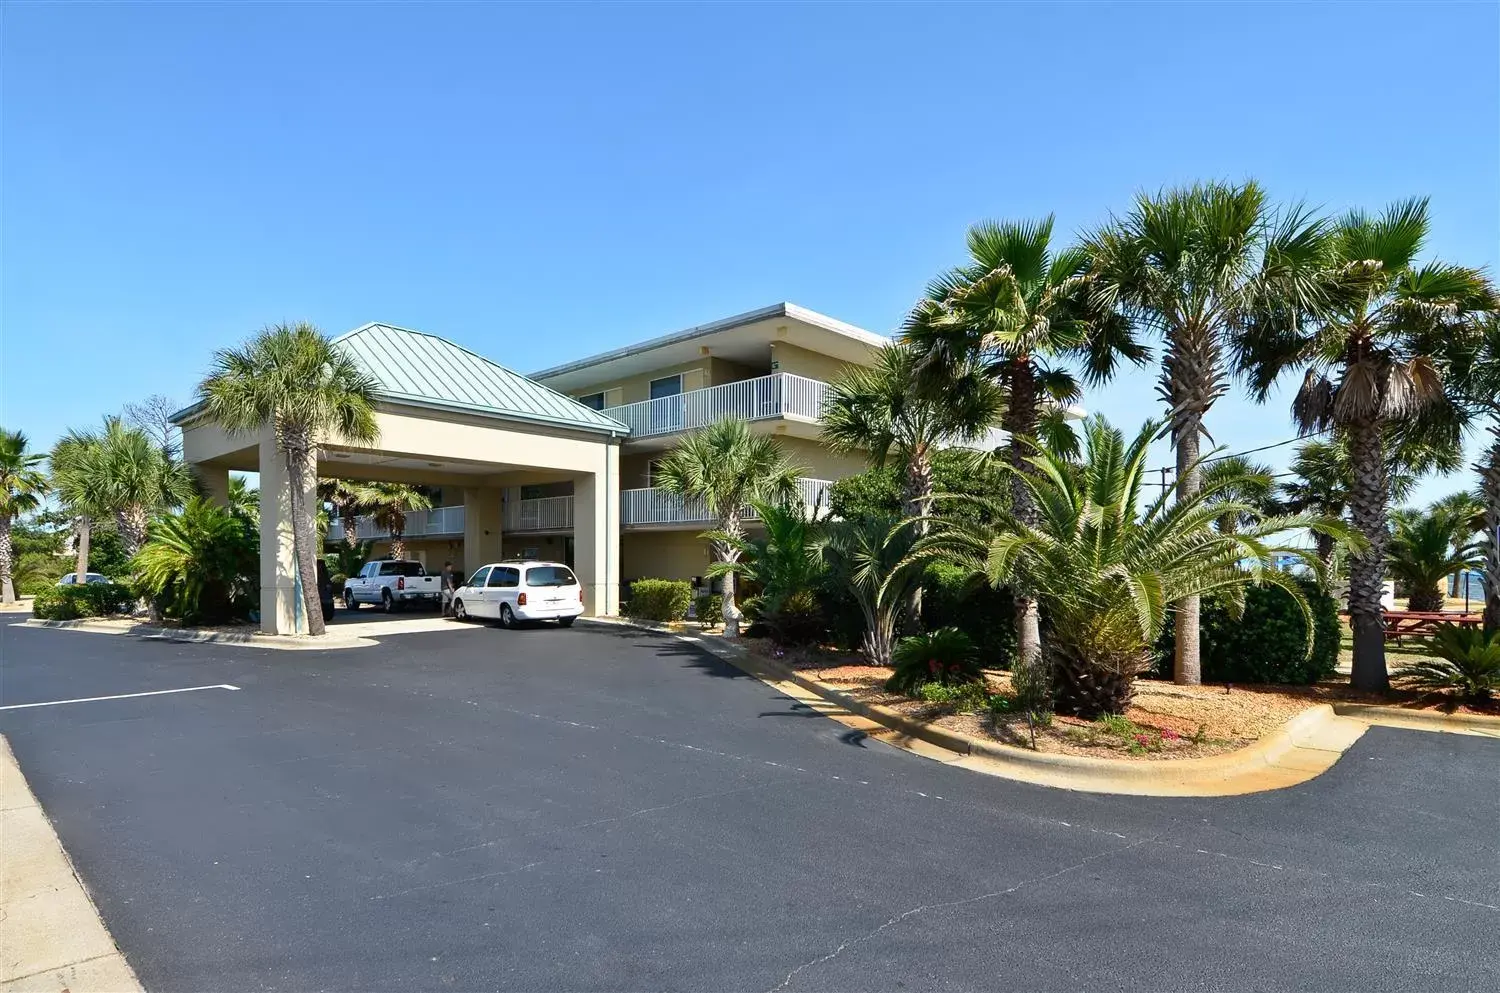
[440,560,458,616]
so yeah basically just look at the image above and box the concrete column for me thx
[462,487,504,572]
[196,465,231,507]
[258,437,314,635]
[573,442,620,616]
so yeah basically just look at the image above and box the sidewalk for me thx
[0,737,141,993]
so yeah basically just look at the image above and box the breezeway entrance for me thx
[174,323,626,635]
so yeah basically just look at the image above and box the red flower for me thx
[928,659,940,673]
[1161,728,1180,741]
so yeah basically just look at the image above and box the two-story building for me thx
[324,303,885,593]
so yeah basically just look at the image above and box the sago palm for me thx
[654,418,803,636]
[1450,313,1500,632]
[923,416,1342,718]
[133,497,259,624]
[198,322,380,636]
[1236,198,1496,690]
[1387,503,1482,612]
[902,215,1145,672]
[358,482,434,561]
[1087,181,1330,685]
[0,429,48,603]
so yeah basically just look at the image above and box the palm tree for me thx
[319,478,369,549]
[133,497,259,624]
[1387,500,1482,612]
[0,429,48,603]
[822,341,1004,627]
[1201,456,1278,534]
[1450,314,1500,632]
[198,323,379,636]
[1087,181,1330,685]
[92,417,193,554]
[49,429,109,584]
[227,476,260,526]
[822,516,931,666]
[902,215,1145,672]
[1280,438,1424,578]
[922,416,1343,717]
[357,482,434,560]
[1236,198,1496,690]
[654,418,803,636]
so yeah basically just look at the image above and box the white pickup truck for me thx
[343,560,442,612]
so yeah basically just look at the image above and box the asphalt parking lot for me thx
[2,617,1497,992]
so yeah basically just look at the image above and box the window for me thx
[362,563,378,578]
[525,566,577,587]
[648,375,682,400]
[646,458,668,486]
[577,392,606,411]
[467,567,491,588]
[488,567,519,588]
[379,561,427,577]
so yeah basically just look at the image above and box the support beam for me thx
[462,487,504,573]
[259,437,314,635]
[573,443,620,617]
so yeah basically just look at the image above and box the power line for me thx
[1152,427,1334,497]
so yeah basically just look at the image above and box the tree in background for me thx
[89,417,194,554]
[1202,456,1278,534]
[1237,198,1495,690]
[358,482,434,561]
[319,478,369,549]
[1387,497,1483,612]
[1450,313,1500,632]
[50,428,108,584]
[822,340,1003,627]
[655,418,803,637]
[227,476,260,527]
[123,394,183,459]
[198,323,380,636]
[903,215,1145,679]
[0,429,49,602]
[1087,181,1329,686]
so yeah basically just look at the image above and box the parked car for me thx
[343,560,442,612]
[57,572,110,586]
[452,560,583,628]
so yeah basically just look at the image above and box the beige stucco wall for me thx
[621,530,714,585]
[770,341,855,385]
[773,435,868,481]
[565,355,770,407]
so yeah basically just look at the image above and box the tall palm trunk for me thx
[1314,532,1338,584]
[902,447,933,634]
[116,505,150,557]
[1479,428,1500,635]
[1346,416,1390,690]
[74,515,91,585]
[717,510,744,638]
[284,436,326,636]
[1004,358,1043,676]
[1163,327,1219,685]
[0,514,15,603]
[390,533,407,561]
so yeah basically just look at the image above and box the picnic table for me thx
[1381,611,1482,641]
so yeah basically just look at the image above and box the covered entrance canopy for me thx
[174,323,627,634]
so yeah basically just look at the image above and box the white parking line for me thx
[0,684,240,711]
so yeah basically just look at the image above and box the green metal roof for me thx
[333,323,629,436]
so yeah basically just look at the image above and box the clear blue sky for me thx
[4,2,1497,504]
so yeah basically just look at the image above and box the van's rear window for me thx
[525,566,577,587]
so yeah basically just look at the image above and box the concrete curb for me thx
[18,618,377,651]
[1333,702,1500,736]
[579,617,1369,796]
[0,736,143,992]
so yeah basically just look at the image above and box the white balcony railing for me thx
[604,373,829,439]
[620,477,832,527]
[503,494,574,532]
[328,505,466,542]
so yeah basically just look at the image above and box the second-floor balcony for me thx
[604,372,829,440]
[328,505,466,543]
[620,477,832,527]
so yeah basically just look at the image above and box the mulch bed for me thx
[751,641,1498,761]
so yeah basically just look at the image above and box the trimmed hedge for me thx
[623,579,693,622]
[32,583,136,621]
[1154,578,1341,685]
[695,593,723,628]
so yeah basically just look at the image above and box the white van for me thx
[452,561,584,628]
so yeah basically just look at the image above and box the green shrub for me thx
[1154,578,1339,685]
[623,579,693,622]
[914,680,992,713]
[765,588,826,646]
[694,593,723,628]
[921,561,1016,667]
[132,497,258,625]
[1395,624,1500,702]
[887,627,981,693]
[32,583,136,621]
